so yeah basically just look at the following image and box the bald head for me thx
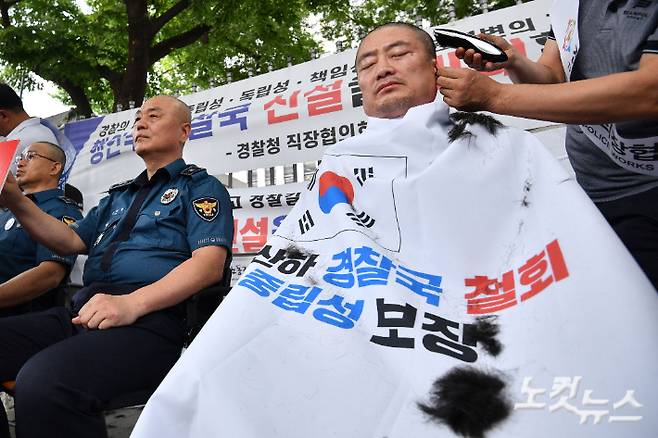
[132,95,193,165]
[158,95,191,124]
[357,22,436,65]
[355,22,438,118]
[15,141,65,192]
[36,141,66,175]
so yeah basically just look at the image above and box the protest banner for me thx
[228,182,305,283]
[64,0,555,203]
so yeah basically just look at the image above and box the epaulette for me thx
[58,195,83,210]
[180,164,205,177]
[180,164,208,182]
[108,179,134,193]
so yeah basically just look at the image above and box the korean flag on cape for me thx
[133,99,658,438]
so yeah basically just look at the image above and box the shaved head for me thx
[357,22,436,65]
[15,141,66,191]
[39,142,65,166]
[132,95,193,165]
[153,95,191,124]
[355,22,438,118]
[32,141,66,177]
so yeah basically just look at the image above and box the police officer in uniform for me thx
[0,141,81,317]
[0,95,233,437]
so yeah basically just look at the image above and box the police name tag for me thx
[161,188,179,204]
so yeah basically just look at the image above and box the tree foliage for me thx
[0,0,344,116]
[315,0,526,50]
[0,0,526,118]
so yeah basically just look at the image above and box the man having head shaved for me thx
[355,22,439,119]
[0,141,82,317]
[0,95,234,437]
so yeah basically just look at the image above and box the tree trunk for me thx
[29,64,94,118]
[119,0,152,110]
[58,79,93,118]
[0,0,19,28]
[0,1,10,28]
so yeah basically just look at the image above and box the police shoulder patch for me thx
[108,179,134,193]
[192,197,219,221]
[62,216,77,226]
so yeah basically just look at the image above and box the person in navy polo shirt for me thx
[0,95,233,437]
[437,1,658,290]
[0,141,81,317]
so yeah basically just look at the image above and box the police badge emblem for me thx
[161,188,179,204]
[192,197,219,221]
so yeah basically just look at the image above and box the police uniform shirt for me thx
[0,188,82,284]
[70,159,233,287]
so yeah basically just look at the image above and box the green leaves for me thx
[316,0,528,51]
[0,0,528,117]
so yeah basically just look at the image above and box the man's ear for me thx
[51,161,63,177]
[181,122,191,143]
[0,110,9,136]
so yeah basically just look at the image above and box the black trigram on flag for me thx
[307,169,318,191]
[346,211,375,228]
[298,210,315,234]
[353,167,374,186]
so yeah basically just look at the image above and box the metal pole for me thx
[448,2,456,21]
[18,68,26,99]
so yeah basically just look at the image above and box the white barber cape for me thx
[133,99,658,438]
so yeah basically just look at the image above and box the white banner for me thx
[65,0,553,204]
[133,98,658,438]
[228,183,305,283]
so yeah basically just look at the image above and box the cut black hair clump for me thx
[417,366,511,438]
[472,315,503,357]
[448,112,503,143]
[284,244,311,259]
